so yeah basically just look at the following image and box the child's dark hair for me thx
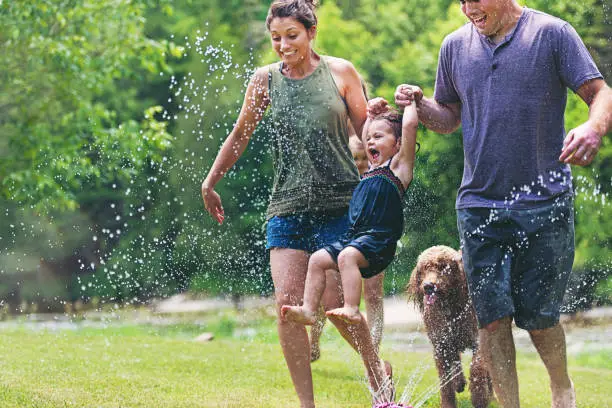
[370,109,402,140]
[369,109,421,152]
[266,0,319,31]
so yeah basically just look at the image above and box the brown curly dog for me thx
[407,245,492,408]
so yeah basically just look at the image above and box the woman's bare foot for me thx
[280,305,317,325]
[384,360,393,379]
[371,360,395,405]
[325,306,362,324]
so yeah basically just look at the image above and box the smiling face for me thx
[349,136,369,176]
[269,17,316,66]
[362,119,400,168]
[460,0,518,41]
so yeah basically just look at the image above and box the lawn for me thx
[0,309,610,407]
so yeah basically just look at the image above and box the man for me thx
[393,0,611,407]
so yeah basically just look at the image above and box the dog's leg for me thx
[453,357,466,393]
[434,347,458,408]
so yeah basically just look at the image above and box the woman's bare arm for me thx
[201,67,270,223]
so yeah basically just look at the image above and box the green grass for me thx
[0,312,610,407]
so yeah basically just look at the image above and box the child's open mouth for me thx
[369,148,380,161]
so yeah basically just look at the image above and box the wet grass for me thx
[0,312,610,407]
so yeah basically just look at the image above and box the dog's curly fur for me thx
[407,245,492,408]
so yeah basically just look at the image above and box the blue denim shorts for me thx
[457,194,575,330]
[266,210,350,254]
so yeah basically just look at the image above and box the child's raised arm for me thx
[393,102,419,189]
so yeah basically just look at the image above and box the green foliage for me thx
[594,275,612,305]
[1,0,609,303]
[0,0,172,211]
[0,0,176,304]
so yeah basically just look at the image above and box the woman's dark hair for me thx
[266,0,319,30]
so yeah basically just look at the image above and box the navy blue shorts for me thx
[457,194,574,330]
[266,211,350,254]
[324,236,396,279]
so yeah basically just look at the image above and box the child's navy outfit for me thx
[324,158,405,278]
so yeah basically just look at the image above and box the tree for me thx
[0,0,174,308]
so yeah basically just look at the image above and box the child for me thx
[309,132,385,362]
[281,98,418,326]
[349,132,370,176]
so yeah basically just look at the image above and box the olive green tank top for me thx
[266,56,359,219]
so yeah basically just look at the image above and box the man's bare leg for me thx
[281,250,336,325]
[479,316,520,408]
[529,324,575,408]
[270,249,315,408]
[326,247,369,324]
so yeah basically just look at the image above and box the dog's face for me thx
[408,246,465,311]
[419,261,457,306]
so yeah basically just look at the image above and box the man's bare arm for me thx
[560,79,611,166]
[395,84,461,134]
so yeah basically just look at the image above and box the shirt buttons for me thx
[492,63,498,70]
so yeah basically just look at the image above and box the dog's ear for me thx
[407,263,424,311]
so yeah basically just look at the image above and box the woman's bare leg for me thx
[363,272,385,352]
[270,248,315,408]
[321,270,391,401]
[310,269,383,363]
[309,307,326,362]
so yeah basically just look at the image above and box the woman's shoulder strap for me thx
[266,62,283,94]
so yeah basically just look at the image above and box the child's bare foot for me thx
[280,305,317,325]
[552,380,576,408]
[325,306,362,324]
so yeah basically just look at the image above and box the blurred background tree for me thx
[0,0,609,311]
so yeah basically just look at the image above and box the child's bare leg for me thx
[281,249,336,325]
[309,306,326,362]
[364,272,384,352]
[326,247,368,324]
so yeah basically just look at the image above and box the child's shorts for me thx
[457,194,574,330]
[324,234,397,279]
[266,210,350,254]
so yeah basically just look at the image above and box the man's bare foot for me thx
[325,306,362,324]
[280,305,317,325]
[552,380,576,408]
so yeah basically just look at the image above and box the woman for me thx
[201,1,391,406]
